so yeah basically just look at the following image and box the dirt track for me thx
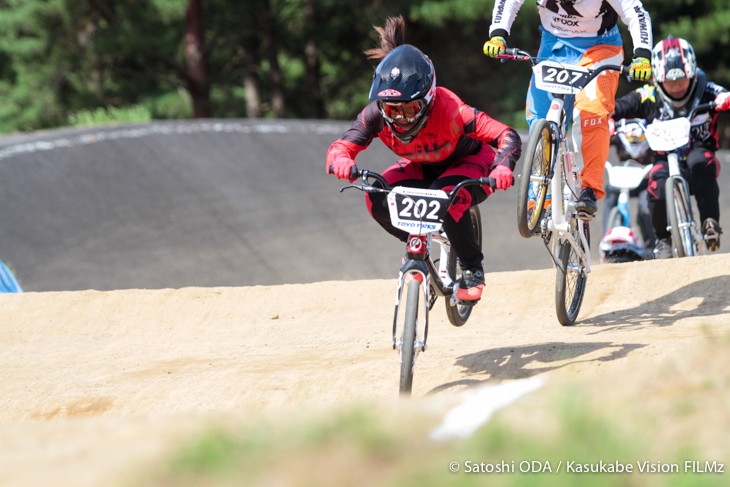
[2,253,729,486]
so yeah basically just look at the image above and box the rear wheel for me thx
[666,177,694,258]
[399,280,420,396]
[445,206,482,327]
[556,221,589,326]
[517,119,553,239]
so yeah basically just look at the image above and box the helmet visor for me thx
[378,99,427,124]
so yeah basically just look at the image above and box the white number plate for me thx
[533,61,590,95]
[644,118,690,151]
[387,187,448,233]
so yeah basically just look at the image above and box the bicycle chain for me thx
[541,207,552,246]
[428,285,437,310]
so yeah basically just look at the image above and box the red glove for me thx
[490,164,513,190]
[608,117,616,136]
[326,155,357,182]
[715,92,730,112]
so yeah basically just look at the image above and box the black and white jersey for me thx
[613,71,728,153]
[490,0,652,57]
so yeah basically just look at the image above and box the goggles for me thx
[378,99,427,124]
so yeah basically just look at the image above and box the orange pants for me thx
[571,45,624,199]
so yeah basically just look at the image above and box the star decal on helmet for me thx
[378,89,402,97]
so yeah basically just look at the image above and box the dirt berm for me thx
[1,253,729,486]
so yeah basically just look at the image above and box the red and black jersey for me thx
[327,87,521,170]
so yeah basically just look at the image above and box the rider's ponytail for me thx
[364,16,406,60]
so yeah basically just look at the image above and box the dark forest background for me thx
[1,0,729,143]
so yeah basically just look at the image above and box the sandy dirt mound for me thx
[1,254,730,485]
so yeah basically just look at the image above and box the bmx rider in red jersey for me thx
[327,16,522,303]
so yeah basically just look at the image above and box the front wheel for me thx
[445,206,482,327]
[555,221,589,326]
[606,206,625,230]
[517,119,554,239]
[665,177,694,258]
[400,280,420,396]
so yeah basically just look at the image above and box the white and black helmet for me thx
[651,35,698,109]
[369,44,436,144]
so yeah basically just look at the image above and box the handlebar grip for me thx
[620,65,630,77]
[328,164,360,179]
[504,48,519,56]
[480,176,498,190]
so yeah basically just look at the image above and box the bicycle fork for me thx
[543,97,591,273]
[393,235,431,360]
[667,153,699,253]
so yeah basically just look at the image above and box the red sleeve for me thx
[460,105,522,170]
[326,103,384,166]
[326,139,367,166]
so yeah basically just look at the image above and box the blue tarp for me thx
[0,259,22,293]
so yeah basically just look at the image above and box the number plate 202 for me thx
[387,187,448,233]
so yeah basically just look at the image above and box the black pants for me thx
[366,164,488,270]
[646,148,720,240]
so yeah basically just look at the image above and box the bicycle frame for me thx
[604,159,654,227]
[542,96,592,273]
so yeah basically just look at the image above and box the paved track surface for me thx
[1,120,729,291]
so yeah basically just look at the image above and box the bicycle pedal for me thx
[576,211,595,221]
[704,233,720,252]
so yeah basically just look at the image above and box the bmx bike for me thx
[604,119,654,231]
[600,119,654,262]
[497,48,632,325]
[643,101,719,257]
[336,167,496,396]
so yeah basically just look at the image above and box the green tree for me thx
[1,0,730,136]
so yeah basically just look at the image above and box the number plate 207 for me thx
[533,61,590,95]
[387,187,448,233]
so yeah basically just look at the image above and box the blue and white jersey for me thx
[490,0,652,57]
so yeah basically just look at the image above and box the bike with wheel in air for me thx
[337,167,497,396]
[496,48,633,325]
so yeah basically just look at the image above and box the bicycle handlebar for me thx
[338,166,503,209]
[496,48,631,79]
[689,101,717,121]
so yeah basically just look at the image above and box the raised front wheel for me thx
[517,119,553,238]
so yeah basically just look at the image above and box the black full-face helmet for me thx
[651,35,698,109]
[369,44,436,144]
